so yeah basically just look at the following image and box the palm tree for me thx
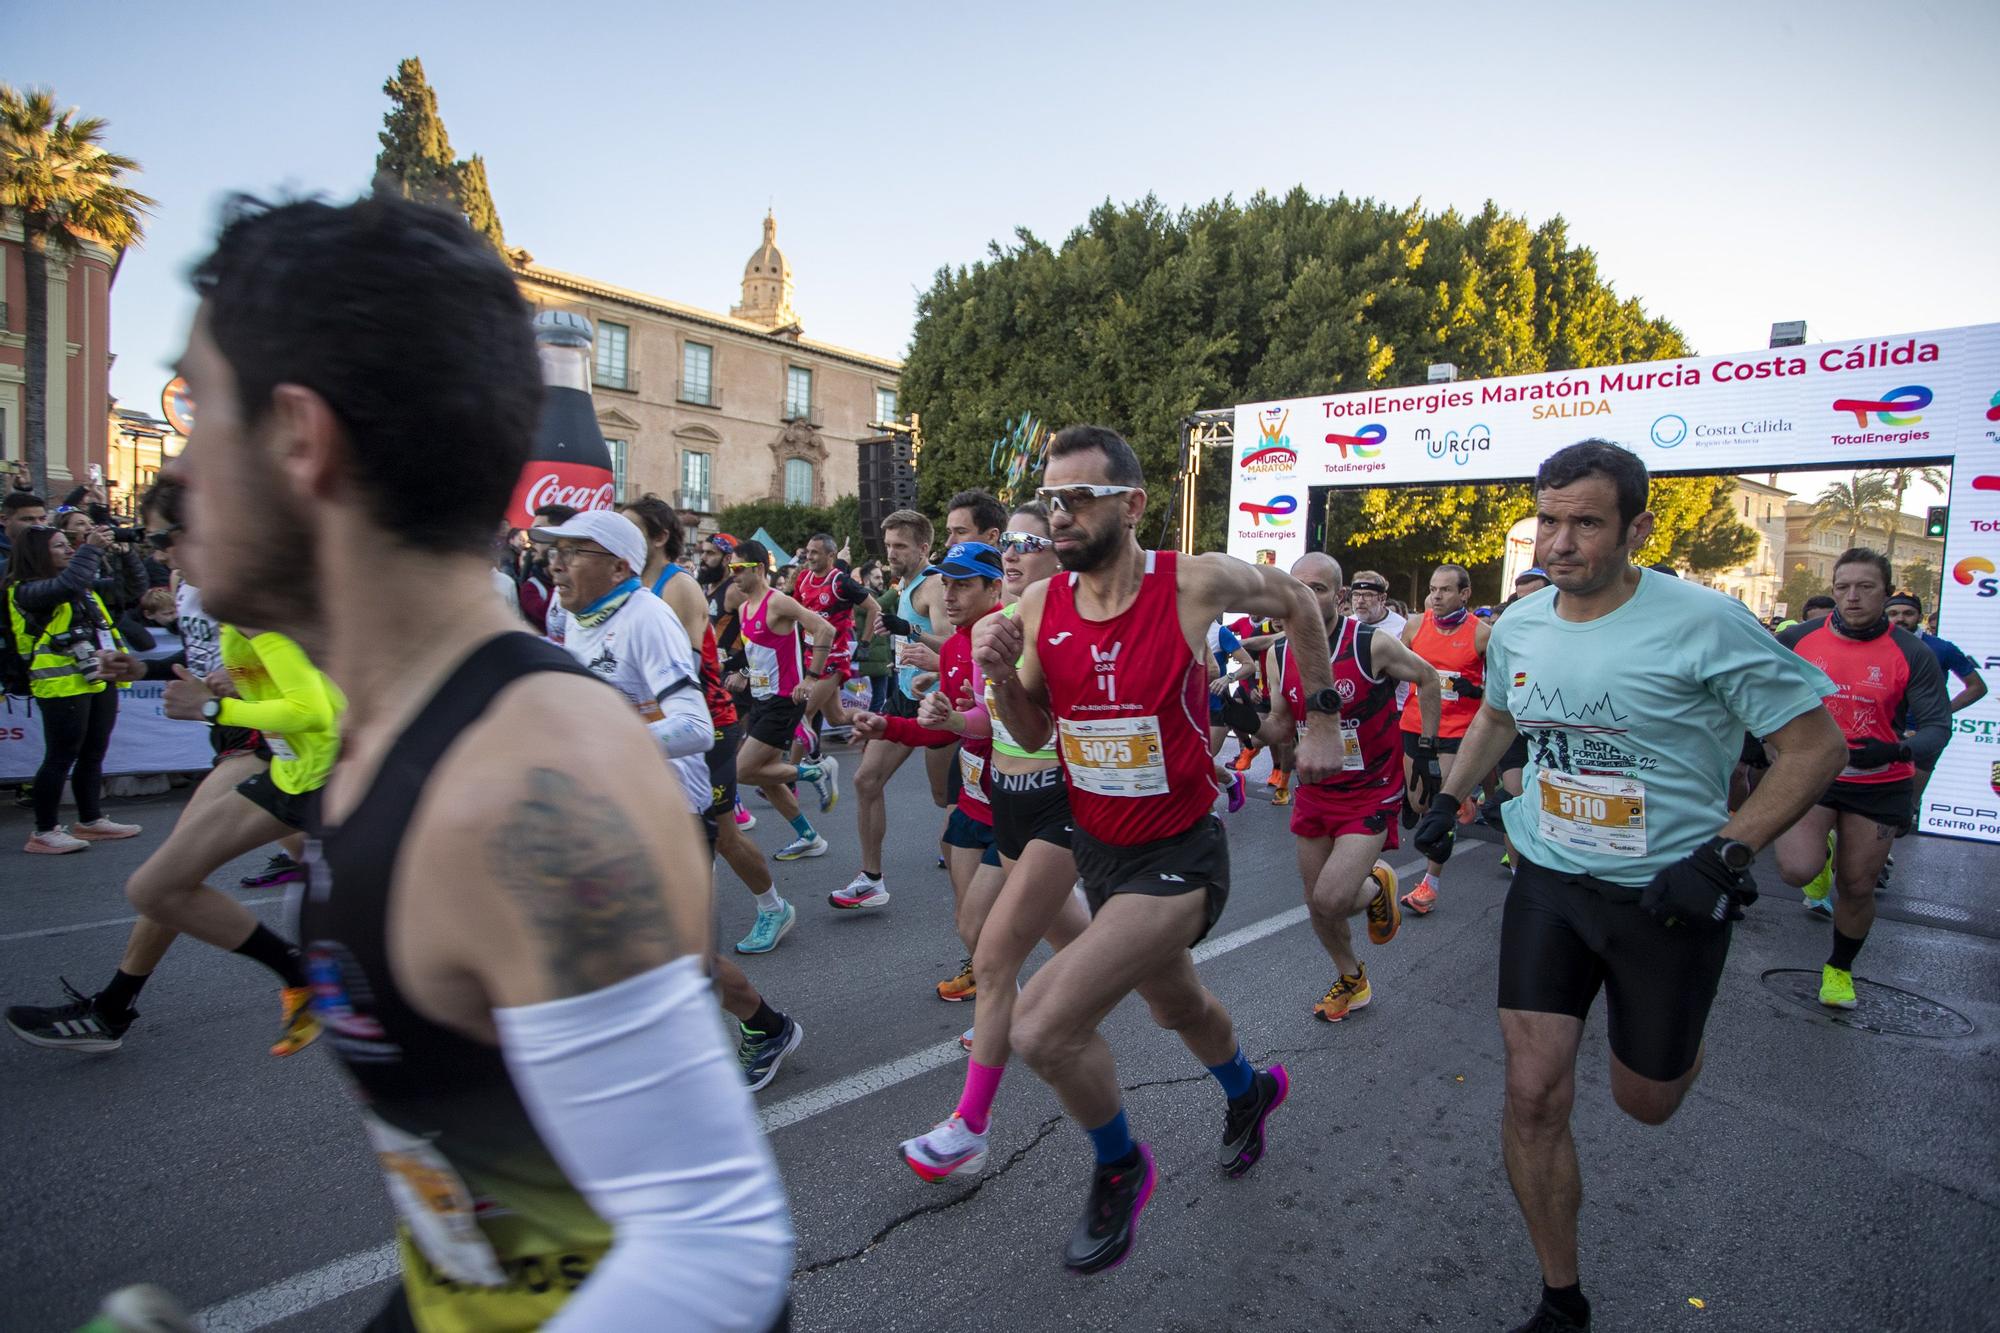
[1876,465,1947,568]
[1808,472,1895,550]
[1,85,153,496]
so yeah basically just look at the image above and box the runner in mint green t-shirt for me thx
[1410,440,1847,1333]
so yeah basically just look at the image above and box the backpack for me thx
[1,587,55,698]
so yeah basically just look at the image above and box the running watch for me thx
[1304,687,1340,715]
[200,698,222,723]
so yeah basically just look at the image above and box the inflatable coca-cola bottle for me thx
[507,310,616,527]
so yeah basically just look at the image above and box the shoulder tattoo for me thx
[489,768,678,998]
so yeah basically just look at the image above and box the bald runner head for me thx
[1290,551,1343,628]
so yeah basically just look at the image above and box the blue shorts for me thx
[943,806,1001,867]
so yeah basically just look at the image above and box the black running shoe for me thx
[240,852,305,888]
[1508,1297,1591,1331]
[1218,1064,1290,1177]
[5,980,136,1052]
[1062,1145,1155,1274]
[738,1016,805,1093]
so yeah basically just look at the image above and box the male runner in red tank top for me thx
[1771,547,1949,1008]
[1398,562,1491,915]
[791,532,879,756]
[1262,552,1443,1022]
[977,425,1346,1276]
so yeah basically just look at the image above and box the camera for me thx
[112,526,146,544]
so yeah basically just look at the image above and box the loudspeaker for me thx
[857,434,918,554]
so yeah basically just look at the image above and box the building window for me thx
[785,457,813,505]
[681,449,711,510]
[875,387,898,423]
[608,438,628,502]
[681,342,713,405]
[785,366,813,421]
[596,321,630,390]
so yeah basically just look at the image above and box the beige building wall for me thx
[514,215,900,526]
[1783,502,1944,585]
[1694,476,1792,619]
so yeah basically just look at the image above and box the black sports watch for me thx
[1304,687,1341,716]
[1709,837,1754,873]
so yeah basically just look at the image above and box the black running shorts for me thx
[884,686,922,721]
[210,723,265,765]
[1499,734,1530,774]
[1072,815,1230,947]
[745,695,804,751]
[1497,853,1732,1083]
[699,720,744,848]
[1818,778,1914,836]
[990,766,1073,861]
[235,770,310,832]
[943,806,1001,867]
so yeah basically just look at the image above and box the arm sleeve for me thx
[835,574,869,606]
[1896,631,1953,768]
[881,715,958,749]
[1704,600,1835,739]
[1217,626,1242,656]
[495,957,793,1332]
[631,610,711,760]
[215,633,335,736]
[11,544,101,614]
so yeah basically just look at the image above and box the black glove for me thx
[1413,737,1443,808]
[878,612,913,637]
[1400,791,1420,830]
[1456,680,1484,701]
[1847,738,1909,769]
[1640,839,1758,930]
[1411,791,1460,863]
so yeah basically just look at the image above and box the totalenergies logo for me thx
[1953,555,1997,597]
[1238,493,1298,527]
[1325,423,1386,459]
[1831,384,1931,428]
[1987,389,2000,423]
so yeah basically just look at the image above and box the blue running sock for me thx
[788,812,815,839]
[1208,1047,1255,1101]
[1086,1108,1136,1165]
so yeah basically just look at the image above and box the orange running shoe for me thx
[1400,877,1438,916]
[936,959,977,1002]
[1230,748,1256,773]
[1313,966,1371,1022]
[1366,861,1401,945]
[1457,798,1479,825]
[271,986,321,1057]
[1265,766,1285,788]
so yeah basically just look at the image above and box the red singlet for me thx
[1782,621,1917,785]
[1400,610,1483,738]
[1283,617,1400,797]
[1039,550,1214,846]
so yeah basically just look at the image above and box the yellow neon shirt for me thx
[216,627,345,794]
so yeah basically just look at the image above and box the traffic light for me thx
[1925,505,1948,538]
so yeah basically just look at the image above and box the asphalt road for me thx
[3,748,1997,1333]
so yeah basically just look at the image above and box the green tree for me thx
[374,58,507,254]
[899,189,1716,593]
[1808,472,1894,550]
[1777,561,1825,621]
[0,85,152,497]
[1877,465,1946,567]
[715,497,867,564]
[1899,559,1939,606]
[1666,482,1762,574]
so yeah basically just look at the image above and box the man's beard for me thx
[198,466,322,633]
[1054,518,1123,573]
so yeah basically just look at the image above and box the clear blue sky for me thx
[12,0,1995,511]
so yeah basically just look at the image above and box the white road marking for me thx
[0,896,282,944]
[189,848,1462,1327]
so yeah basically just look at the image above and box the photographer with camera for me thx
[3,522,141,854]
[52,506,155,650]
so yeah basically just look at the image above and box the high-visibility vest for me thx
[8,586,130,699]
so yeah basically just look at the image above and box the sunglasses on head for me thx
[729,560,760,571]
[999,530,1053,554]
[1034,484,1136,514]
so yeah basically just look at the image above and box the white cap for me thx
[530,509,647,578]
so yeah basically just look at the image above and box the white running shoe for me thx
[24,826,88,855]
[959,1025,975,1052]
[801,754,840,813]
[900,1113,989,1182]
[828,872,891,910]
[775,832,830,861]
[72,817,142,841]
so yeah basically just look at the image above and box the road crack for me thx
[794,1114,1066,1277]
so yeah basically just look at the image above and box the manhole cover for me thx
[1761,969,1975,1038]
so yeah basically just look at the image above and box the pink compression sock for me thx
[956,1059,1006,1135]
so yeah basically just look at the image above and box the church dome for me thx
[732,210,799,330]
[743,211,791,283]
